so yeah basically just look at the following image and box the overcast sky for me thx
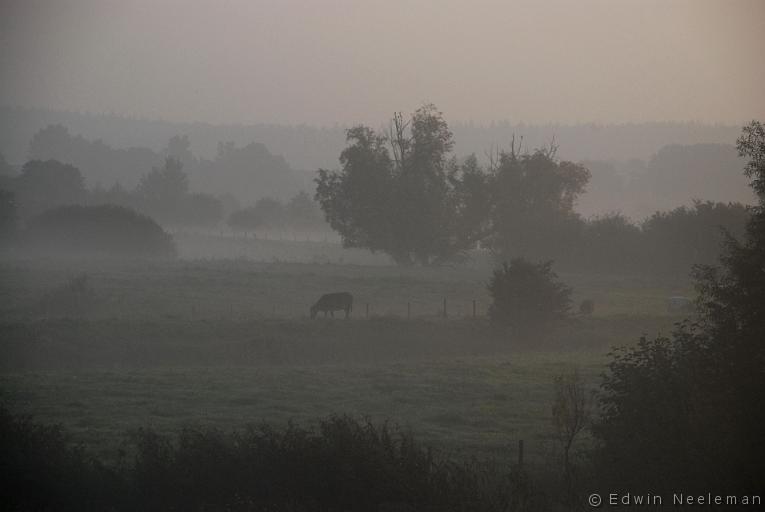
[1,0,763,126]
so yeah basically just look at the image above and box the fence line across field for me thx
[188,296,485,320]
[187,297,485,320]
[305,295,481,320]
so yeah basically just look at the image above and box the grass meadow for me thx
[0,237,696,470]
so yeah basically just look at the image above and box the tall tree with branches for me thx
[315,104,489,265]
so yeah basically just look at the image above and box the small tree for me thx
[487,258,571,334]
[552,368,592,508]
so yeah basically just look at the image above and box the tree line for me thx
[0,155,328,257]
[1,105,744,174]
[0,156,326,233]
[0,109,753,273]
[316,104,750,273]
[25,124,306,200]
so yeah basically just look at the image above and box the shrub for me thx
[487,258,572,334]
[24,204,175,257]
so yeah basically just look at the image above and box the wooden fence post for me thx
[443,297,447,318]
[407,302,411,319]
[472,299,476,318]
[366,303,369,318]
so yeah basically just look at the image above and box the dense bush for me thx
[24,204,175,257]
[0,408,542,511]
[487,258,572,335]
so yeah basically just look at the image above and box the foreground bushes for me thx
[0,407,122,511]
[0,407,542,511]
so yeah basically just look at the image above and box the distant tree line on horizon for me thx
[0,154,329,256]
[0,114,754,220]
[0,104,745,175]
[0,113,754,272]
[0,153,327,227]
[23,123,308,200]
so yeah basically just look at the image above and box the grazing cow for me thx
[310,292,353,319]
[667,296,693,313]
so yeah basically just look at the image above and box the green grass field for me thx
[0,245,694,321]
[0,245,696,468]
[0,353,606,466]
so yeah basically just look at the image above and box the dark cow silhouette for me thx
[310,292,353,319]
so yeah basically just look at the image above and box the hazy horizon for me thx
[2,0,763,127]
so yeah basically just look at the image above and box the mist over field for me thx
[1,1,764,510]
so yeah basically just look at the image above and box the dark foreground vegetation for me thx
[0,406,542,512]
[588,121,765,499]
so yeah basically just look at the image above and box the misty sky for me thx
[1,0,763,127]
